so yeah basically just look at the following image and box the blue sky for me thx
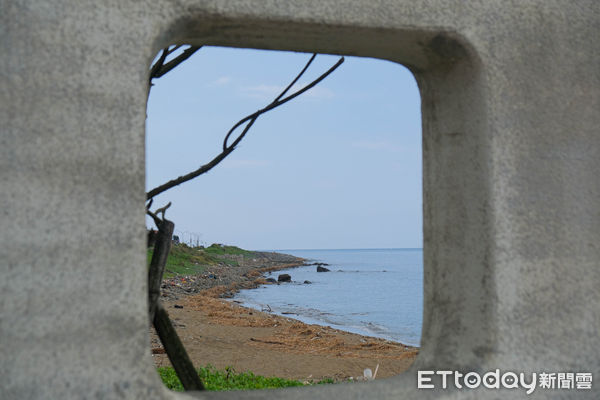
[146,46,422,250]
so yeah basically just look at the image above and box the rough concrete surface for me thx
[1,0,598,399]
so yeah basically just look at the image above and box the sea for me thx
[233,248,423,347]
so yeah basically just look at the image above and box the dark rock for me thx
[305,262,330,267]
[173,304,183,309]
[316,266,330,272]
[303,280,312,284]
[277,274,292,282]
[266,278,277,283]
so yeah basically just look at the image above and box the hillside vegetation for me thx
[147,243,255,278]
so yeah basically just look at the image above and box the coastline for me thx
[151,250,418,381]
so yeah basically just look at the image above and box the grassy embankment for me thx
[151,242,335,390]
[147,243,254,279]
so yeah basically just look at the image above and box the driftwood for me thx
[249,337,286,346]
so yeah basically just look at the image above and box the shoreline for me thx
[159,250,306,301]
[152,250,419,381]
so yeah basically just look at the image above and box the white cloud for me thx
[240,84,280,100]
[211,76,232,86]
[241,82,334,101]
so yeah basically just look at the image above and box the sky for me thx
[146,46,422,250]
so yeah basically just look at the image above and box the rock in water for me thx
[277,274,291,282]
[266,278,277,283]
[316,266,330,272]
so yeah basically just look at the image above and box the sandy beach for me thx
[150,253,418,382]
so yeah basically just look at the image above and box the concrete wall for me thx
[1,1,598,399]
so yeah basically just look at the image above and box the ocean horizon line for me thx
[259,247,424,252]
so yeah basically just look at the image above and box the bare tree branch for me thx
[146,54,344,201]
[273,53,317,103]
[166,45,183,55]
[149,48,170,84]
[153,46,201,80]
[154,201,172,218]
[224,55,344,151]
[146,208,162,227]
[221,53,317,151]
[149,45,201,85]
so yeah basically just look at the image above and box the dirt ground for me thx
[150,293,418,382]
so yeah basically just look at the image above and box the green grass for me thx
[147,243,257,278]
[148,244,216,278]
[157,366,309,391]
[203,243,254,257]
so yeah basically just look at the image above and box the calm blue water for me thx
[234,248,423,347]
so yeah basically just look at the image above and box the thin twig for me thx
[149,46,201,85]
[146,209,161,227]
[146,202,171,227]
[218,53,316,152]
[154,201,172,218]
[149,48,170,84]
[146,55,344,200]
[166,45,183,55]
[223,53,327,150]
[147,149,232,200]
[153,46,201,80]
[273,53,317,103]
